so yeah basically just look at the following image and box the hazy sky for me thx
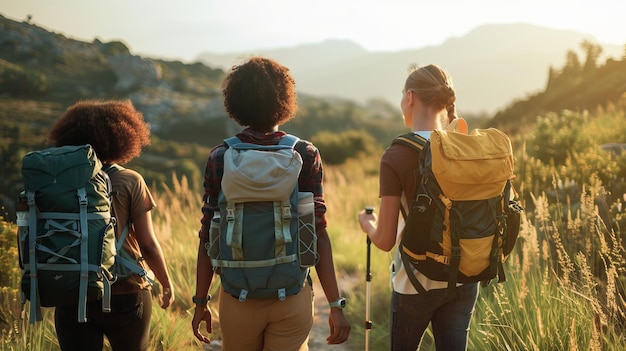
[3,0,625,62]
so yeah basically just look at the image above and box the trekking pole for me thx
[364,206,374,351]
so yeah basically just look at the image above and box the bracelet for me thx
[192,295,211,305]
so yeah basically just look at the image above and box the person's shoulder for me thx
[208,143,228,159]
[387,140,420,153]
[382,140,419,164]
[294,137,314,148]
[292,137,318,157]
[110,167,145,184]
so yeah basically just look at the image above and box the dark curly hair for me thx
[48,100,150,164]
[222,56,298,132]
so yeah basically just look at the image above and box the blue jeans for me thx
[390,283,479,351]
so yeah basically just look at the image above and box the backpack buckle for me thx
[509,201,524,213]
[226,208,235,222]
[238,289,248,302]
[278,288,286,301]
[77,188,88,206]
[412,194,431,213]
[26,192,35,205]
[282,205,291,220]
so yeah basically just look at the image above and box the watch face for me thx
[330,297,346,309]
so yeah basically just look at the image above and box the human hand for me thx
[192,305,213,344]
[327,308,350,344]
[358,208,377,235]
[159,286,174,309]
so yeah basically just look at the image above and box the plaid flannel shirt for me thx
[198,128,327,238]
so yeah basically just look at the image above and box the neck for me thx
[411,107,444,131]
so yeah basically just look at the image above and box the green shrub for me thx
[0,67,48,96]
[312,129,380,165]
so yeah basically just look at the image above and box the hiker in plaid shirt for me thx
[192,56,350,350]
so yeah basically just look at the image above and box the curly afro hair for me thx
[48,99,150,164]
[222,56,298,132]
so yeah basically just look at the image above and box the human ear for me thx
[406,90,414,106]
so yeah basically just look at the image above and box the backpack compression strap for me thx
[26,191,42,323]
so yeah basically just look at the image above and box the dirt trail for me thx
[203,278,356,350]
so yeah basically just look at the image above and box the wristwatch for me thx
[329,297,347,309]
[192,295,211,305]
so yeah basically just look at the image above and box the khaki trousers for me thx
[219,283,314,351]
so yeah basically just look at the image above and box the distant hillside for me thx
[197,23,624,114]
[491,43,626,133]
[2,13,625,219]
[0,14,406,215]
[0,13,227,210]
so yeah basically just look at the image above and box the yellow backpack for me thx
[394,120,522,299]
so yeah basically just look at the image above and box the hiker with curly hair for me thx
[192,56,350,350]
[48,99,174,351]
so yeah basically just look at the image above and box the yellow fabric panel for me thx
[438,234,495,277]
[458,235,494,276]
[430,128,514,201]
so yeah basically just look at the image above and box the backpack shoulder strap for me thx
[103,163,125,175]
[279,134,300,148]
[392,132,428,151]
[101,163,152,285]
[224,136,243,148]
[392,133,428,220]
[224,134,300,150]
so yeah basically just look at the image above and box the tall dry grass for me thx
[2,156,626,350]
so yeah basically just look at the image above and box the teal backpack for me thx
[18,145,153,323]
[207,134,319,301]
[19,145,116,323]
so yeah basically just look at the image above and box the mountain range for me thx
[197,23,624,114]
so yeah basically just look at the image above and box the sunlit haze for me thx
[2,0,625,62]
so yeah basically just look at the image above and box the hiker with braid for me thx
[49,100,175,351]
[358,64,479,351]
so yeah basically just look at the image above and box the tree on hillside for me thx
[581,40,602,76]
[492,40,626,134]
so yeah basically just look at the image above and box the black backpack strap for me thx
[102,163,124,175]
[496,180,513,283]
[446,208,463,300]
[392,133,428,221]
[393,133,433,295]
[400,251,427,295]
[392,132,428,151]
